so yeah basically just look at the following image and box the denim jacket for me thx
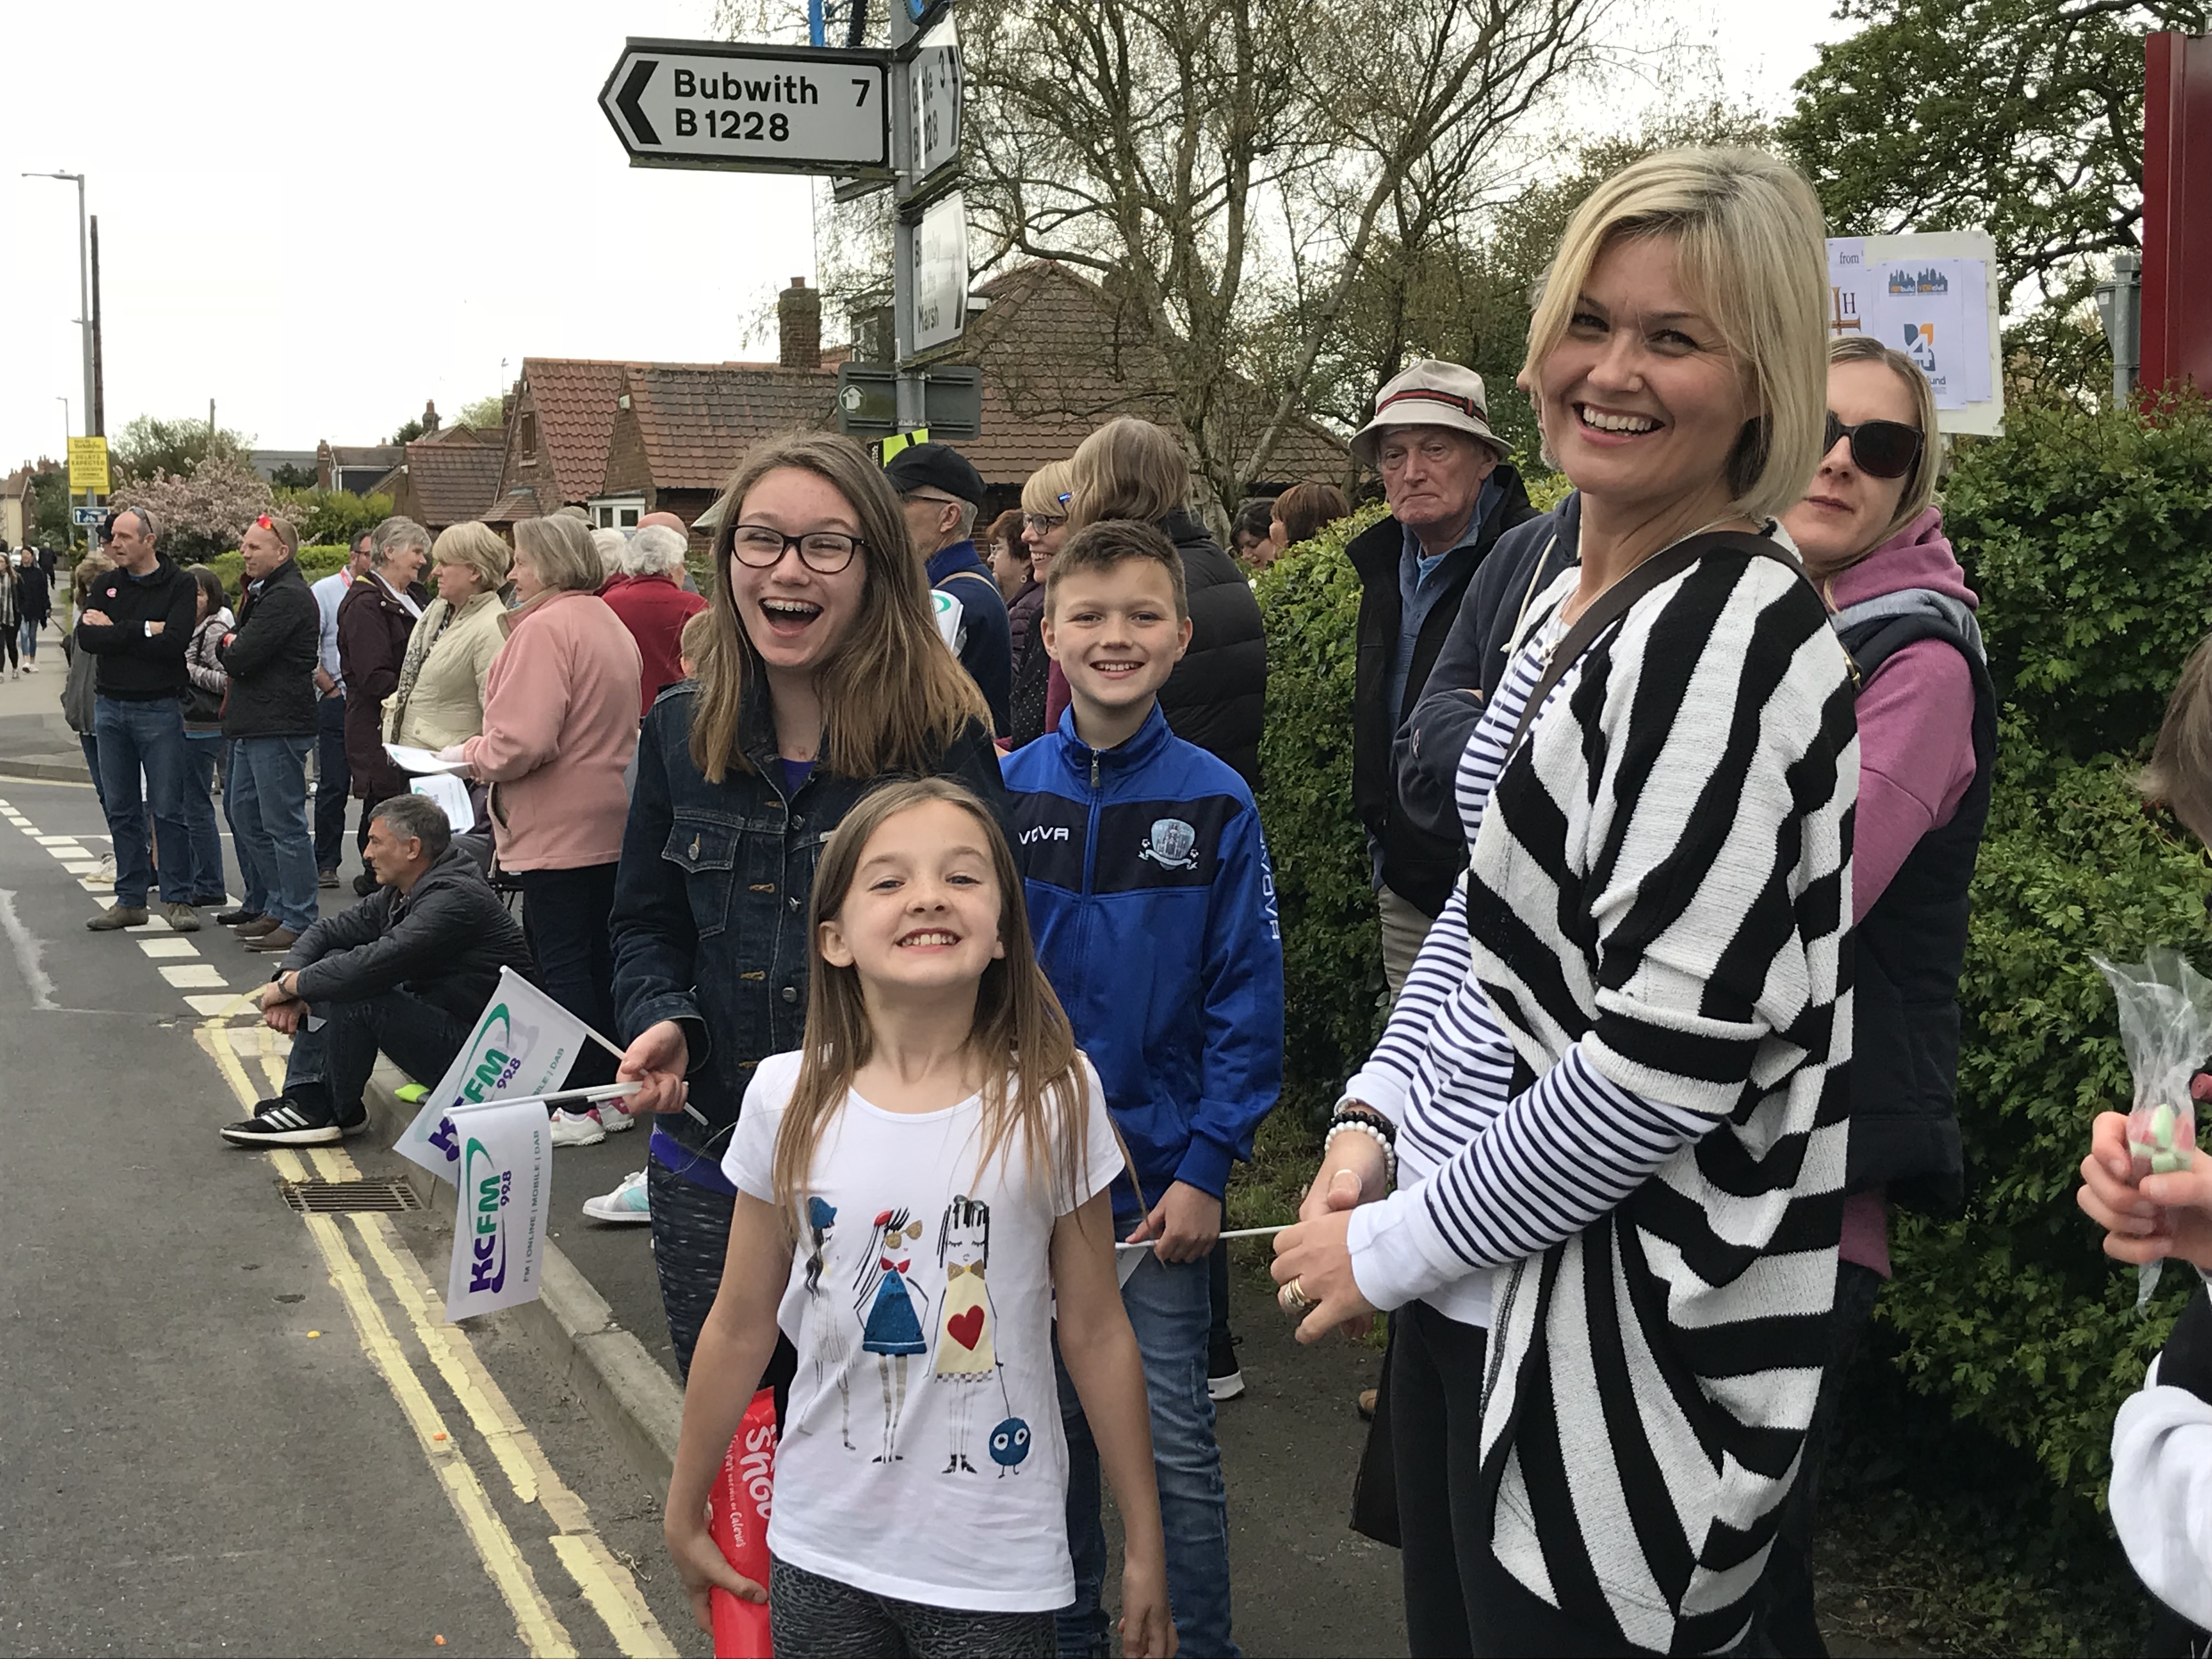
[609,679,1008,1159]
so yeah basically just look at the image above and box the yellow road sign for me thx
[67,436,110,495]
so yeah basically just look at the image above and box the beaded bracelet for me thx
[1330,1097,1397,1144]
[1324,1118,1397,1188]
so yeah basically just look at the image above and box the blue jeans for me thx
[229,735,318,931]
[180,735,227,900]
[313,693,350,873]
[1057,1248,1238,1657]
[20,617,38,661]
[93,696,191,909]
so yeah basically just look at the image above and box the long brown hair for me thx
[769,778,1098,1226]
[689,433,988,783]
[2143,630,2212,844]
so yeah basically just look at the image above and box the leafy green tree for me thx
[267,460,319,490]
[110,414,254,487]
[456,393,507,431]
[272,487,393,549]
[1782,0,2207,307]
[390,416,427,445]
[29,465,76,549]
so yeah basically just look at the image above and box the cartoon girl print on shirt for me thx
[933,1195,999,1474]
[803,1196,855,1449]
[855,1207,930,1463]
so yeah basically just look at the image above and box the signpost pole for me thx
[888,3,926,435]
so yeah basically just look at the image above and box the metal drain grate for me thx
[279,1178,424,1214]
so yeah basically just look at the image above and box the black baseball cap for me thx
[884,441,986,508]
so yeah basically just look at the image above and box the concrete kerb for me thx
[0,757,97,783]
[364,1065,684,1491]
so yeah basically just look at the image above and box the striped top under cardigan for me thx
[1346,539,1858,1653]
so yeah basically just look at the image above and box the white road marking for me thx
[183,992,245,1015]
[35,835,81,847]
[0,890,58,1011]
[138,938,201,959]
[159,964,227,988]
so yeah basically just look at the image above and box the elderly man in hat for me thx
[884,441,1011,733]
[1346,360,1538,996]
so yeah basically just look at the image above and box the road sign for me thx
[908,20,962,193]
[836,363,983,440]
[67,436,109,495]
[72,506,105,527]
[909,189,969,355]
[599,39,891,177]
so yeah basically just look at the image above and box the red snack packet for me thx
[707,1387,777,1658]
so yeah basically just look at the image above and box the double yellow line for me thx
[198,1015,675,1659]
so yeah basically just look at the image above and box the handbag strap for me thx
[1505,531,1809,753]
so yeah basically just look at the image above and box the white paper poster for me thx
[398,967,586,1181]
[1864,259,1989,410]
[443,1095,549,1321]
[409,771,476,833]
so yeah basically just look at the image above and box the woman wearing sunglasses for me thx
[1761,333,1997,1654]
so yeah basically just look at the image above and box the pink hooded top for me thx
[1828,505,1983,1275]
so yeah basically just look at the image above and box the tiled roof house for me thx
[317,442,404,495]
[371,428,506,532]
[936,261,1346,490]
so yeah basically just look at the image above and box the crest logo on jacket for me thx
[1138,817,1198,870]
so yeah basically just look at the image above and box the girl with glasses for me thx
[608,432,1009,1390]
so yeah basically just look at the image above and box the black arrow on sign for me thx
[616,59,660,146]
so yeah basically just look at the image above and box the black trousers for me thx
[1757,1260,1884,1658]
[517,862,619,1088]
[1391,1297,1782,1658]
[313,693,350,873]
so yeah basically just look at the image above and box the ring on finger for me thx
[1277,1276,1313,1315]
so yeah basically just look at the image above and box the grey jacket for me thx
[60,633,99,733]
[283,844,532,1019]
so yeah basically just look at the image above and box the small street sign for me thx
[909,20,962,191]
[836,363,983,440]
[72,506,105,527]
[599,39,891,177]
[909,189,970,354]
[67,436,109,495]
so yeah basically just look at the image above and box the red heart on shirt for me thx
[946,1307,984,1350]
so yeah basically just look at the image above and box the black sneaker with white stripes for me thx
[219,1095,345,1147]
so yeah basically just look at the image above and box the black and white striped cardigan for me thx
[1346,543,1858,1652]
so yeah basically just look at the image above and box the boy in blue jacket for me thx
[1002,517,1283,1657]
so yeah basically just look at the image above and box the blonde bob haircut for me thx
[513,514,606,595]
[431,521,512,594]
[1021,459,1075,520]
[690,432,988,785]
[1065,418,1190,529]
[1827,334,1942,549]
[1525,147,1830,526]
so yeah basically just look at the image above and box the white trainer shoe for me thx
[583,1167,651,1223]
[598,1098,636,1133]
[549,1107,607,1148]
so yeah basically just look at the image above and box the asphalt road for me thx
[0,772,708,1658]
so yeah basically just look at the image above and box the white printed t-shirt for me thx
[721,1048,1123,1612]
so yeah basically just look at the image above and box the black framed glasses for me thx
[1020,512,1066,532]
[727,524,864,574]
[1823,411,1923,480]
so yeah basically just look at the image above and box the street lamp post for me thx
[54,399,72,551]
[23,171,97,545]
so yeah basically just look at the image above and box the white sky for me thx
[0,0,1844,475]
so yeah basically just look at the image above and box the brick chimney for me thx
[421,398,440,434]
[778,276,823,369]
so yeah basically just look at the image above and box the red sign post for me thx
[2141,32,2212,393]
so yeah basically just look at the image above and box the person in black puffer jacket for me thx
[1050,417,1267,787]
[219,514,325,951]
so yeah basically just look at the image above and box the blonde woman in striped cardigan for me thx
[1274,148,1859,1656]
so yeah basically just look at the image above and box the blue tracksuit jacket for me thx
[1001,703,1284,1222]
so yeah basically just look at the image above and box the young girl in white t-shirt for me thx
[663,777,1176,1659]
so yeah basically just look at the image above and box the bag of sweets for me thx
[2092,950,2212,1310]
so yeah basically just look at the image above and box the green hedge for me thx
[1254,393,2212,1525]
[1255,502,1393,1117]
